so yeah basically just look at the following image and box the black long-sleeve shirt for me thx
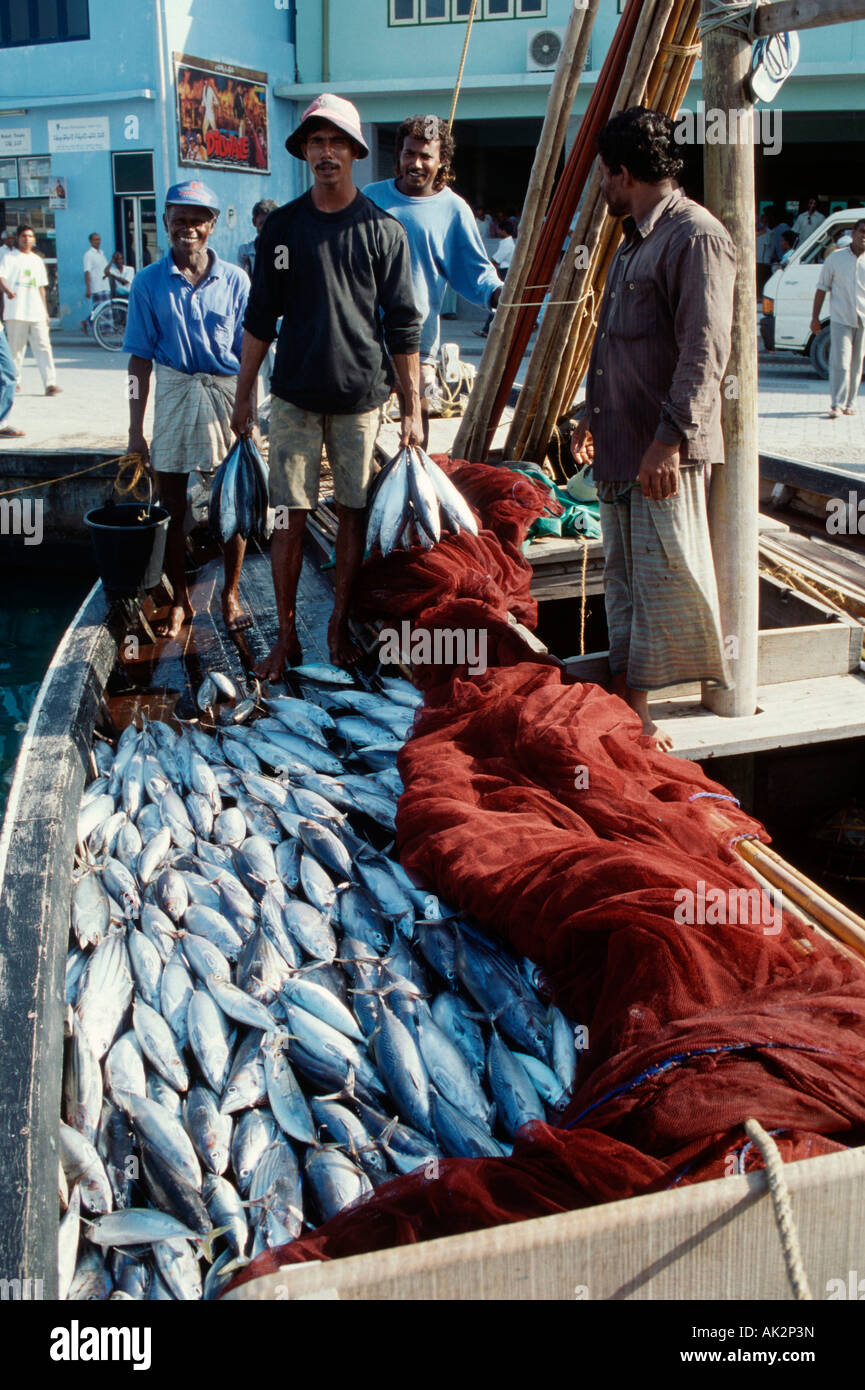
[244,189,422,414]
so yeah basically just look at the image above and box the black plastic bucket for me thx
[84,501,170,598]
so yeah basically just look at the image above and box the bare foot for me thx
[253,630,303,683]
[222,589,253,633]
[328,618,362,670]
[156,602,193,639]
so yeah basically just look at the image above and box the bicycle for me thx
[86,296,129,352]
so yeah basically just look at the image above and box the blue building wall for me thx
[0,0,302,328]
[292,0,865,122]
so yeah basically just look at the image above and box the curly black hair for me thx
[393,114,455,190]
[596,106,684,185]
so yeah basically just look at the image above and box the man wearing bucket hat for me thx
[232,93,423,674]
[124,179,252,639]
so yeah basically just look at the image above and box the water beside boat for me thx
[0,568,94,824]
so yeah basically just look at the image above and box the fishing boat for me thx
[3,473,865,1302]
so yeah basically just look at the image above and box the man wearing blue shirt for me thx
[364,114,502,449]
[124,180,251,639]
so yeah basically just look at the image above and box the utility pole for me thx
[701,1,759,717]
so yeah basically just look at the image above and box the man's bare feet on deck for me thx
[157,602,194,640]
[610,674,674,751]
[253,630,303,683]
[328,618,362,670]
[222,589,253,633]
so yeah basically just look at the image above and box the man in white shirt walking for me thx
[82,231,109,331]
[3,225,61,396]
[811,218,865,418]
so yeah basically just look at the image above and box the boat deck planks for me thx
[108,546,336,726]
[657,671,865,761]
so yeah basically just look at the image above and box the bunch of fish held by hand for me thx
[209,434,271,546]
[365,446,478,556]
[62,664,579,1300]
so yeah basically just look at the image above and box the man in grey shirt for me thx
[572,106,736,749]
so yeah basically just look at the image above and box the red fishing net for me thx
[225,459,865,1290]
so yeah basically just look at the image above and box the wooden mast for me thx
[700,1,759,717]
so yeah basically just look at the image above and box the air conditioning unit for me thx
[526,27,564,71]
[526,27,591,73]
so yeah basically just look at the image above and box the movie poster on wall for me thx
[174,54,269,174]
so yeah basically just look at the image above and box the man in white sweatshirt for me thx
[364,114,501,449]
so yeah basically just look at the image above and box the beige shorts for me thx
[268,397,383,510]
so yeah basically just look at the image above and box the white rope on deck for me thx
[744,1118,813,1300]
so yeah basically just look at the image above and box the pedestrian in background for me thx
[106,250,134,297]
[82,232,108,331]
[237,198,279,280]
[0,228,14,322]
[0,311,23,437]
[811,217,865,419]
[3,225,61,397]
[792,196,825,246]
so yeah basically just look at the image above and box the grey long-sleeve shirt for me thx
[244,189,422,415]
[585,188,736,481]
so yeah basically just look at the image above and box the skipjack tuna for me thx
[60,669,579,1299]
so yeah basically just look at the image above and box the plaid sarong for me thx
[150,362,236,475]
[598,464,732,692]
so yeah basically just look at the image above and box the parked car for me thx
[760,206,865,378]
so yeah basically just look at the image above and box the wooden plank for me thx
[0,583,115,1297]
[657,671,865,760]
[757,623,857,682]
[227,1143,865,1301]
[564,625,856,691]
[760,453,865,505]
[756,0,865,36]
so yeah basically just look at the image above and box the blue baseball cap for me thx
[164,180,220,213]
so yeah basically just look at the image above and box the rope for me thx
[113,452,152,502]
[578,535,588,655]
[697,0,762,42]
[659,40,702,56]
[0,452,134,499]
[448,0,479,130]
[744,1118,813,1301]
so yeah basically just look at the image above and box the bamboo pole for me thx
[736,839,865,962]
[700,0,759,718]
[457,0,643,463]
[450,0,599,461]
[509,0,697,464]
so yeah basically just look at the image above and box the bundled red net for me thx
[225,460,865,1290]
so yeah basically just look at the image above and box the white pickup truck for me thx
[760,207,865,378]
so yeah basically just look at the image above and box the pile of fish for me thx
[61,663,578,1300]
[365,446,479,556]
[209,434,271,546]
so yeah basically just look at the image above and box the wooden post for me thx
[700,1,759,717]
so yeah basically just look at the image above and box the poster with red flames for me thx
[174,54,269,175]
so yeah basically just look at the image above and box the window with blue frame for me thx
[389,0,547,22]
[0,0,89,47]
